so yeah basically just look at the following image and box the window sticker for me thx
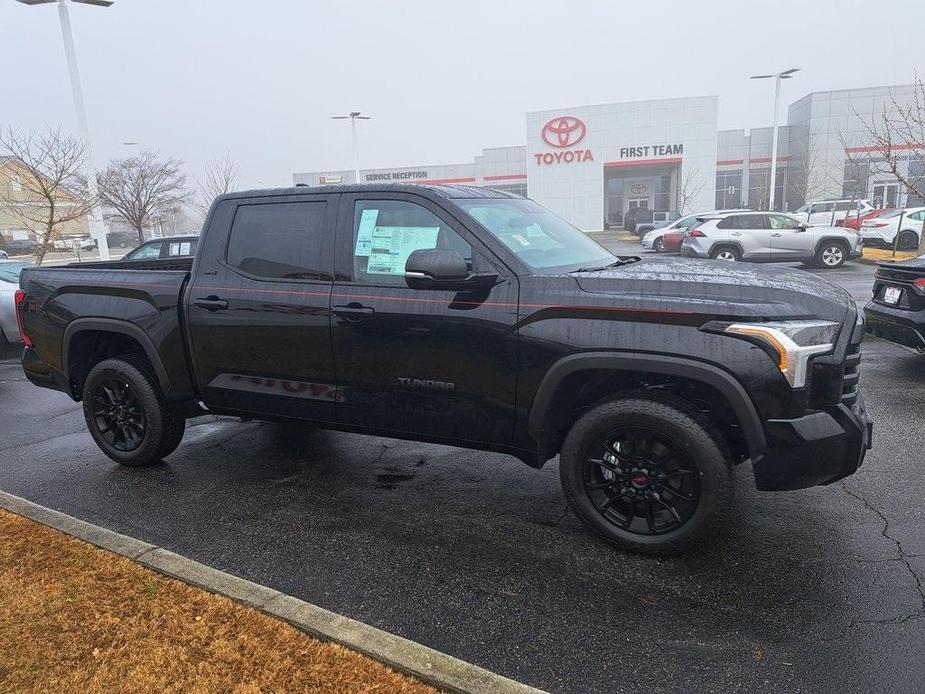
[366,226,440,275]
[169,242,180,255]
[355,208,379,256]
[180,242,191,255]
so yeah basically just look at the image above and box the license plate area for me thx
[883,286,902,305]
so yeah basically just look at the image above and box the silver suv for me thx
[680,211,863,268]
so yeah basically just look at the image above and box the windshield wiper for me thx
[570,257,641,273]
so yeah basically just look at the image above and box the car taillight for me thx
[689,229,707,237]
[14,289,32,348]
[914,278,925,289]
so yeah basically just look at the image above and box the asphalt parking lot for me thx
[1,250,922,694]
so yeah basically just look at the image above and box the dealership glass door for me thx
[627,198,649,211]
[872,184,898,209]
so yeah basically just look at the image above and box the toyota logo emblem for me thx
[541,116,587,148]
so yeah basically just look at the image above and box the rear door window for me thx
[226,201,328,280]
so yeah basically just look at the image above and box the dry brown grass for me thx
[0,509,436,694]
[862,247,918,262]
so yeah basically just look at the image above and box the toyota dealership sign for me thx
[535,115,594,165]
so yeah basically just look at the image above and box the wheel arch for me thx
[527,352,767,465]
[63,319,170,398]
[707,241,744,258]
[814,235,851,254]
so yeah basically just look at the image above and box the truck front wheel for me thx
[82,356,185,466]
[559,395,733,554]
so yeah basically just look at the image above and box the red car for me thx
[661,229,685,252]
[838,208,888,230]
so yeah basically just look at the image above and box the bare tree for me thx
[98,152,187,244]
[0,127,97,265]
[789,139,826,208]
[194,155,238,218]
[677,167,704,213]
[854,76,925,250]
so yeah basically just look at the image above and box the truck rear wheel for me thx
[559,394,733,554]
[82,356,185,466]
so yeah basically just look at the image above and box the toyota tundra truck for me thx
[15,184,872,553]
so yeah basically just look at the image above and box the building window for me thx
[748,168,785,211]
[715,170,743,209]
[842,159,870,201]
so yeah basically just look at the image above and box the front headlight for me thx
[723,320,840,388]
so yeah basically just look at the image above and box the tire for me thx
[81,355,185,466]
[897,230,919,251]
[559,394,733,554]
[654,238,665,253]
[709,246,741,262]
[815,241,848,269]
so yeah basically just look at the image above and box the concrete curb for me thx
[0,490,546,694]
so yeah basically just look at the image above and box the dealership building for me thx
[293,84,923,231]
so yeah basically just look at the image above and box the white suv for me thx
[792,199,874,227]
[681,211,863,268]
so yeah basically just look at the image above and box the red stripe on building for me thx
[748,156,790,164]
[716,159,744,166]
[845,143,922,154]
[483,174,528,181]
[603,157,683,168]
[417,177,477,185]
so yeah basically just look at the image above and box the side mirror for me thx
[404,249,498,291]
[795,223,809,231]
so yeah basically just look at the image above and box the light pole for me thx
[16,0,114,260]
[750,68,799,211]
[331,112,371,184]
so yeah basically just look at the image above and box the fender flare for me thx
[62,318,171,392]
[527,352,767,459]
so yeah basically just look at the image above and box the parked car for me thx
[622,207,644,233]
[0,260,32,346]
[859,207,925,250]
[0,238,38,257]
[107,230,139,249]
[864,254,925,352]
[17,184,871,554]
[837,208,887,230]
[792,199,875,227]
[634,210,681,236]
[682,211,862,268]
[642,209,751,252]
[123,235,200,260]
[51,237,97,252]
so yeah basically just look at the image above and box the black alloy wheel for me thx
[92,378,146,452]
[582,426,700,535]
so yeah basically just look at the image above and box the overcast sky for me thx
[2,0,922,190]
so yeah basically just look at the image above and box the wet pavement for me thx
[1,255,923,693]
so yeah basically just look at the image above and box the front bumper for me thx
[863,301,925,351]
[753,395,871,491]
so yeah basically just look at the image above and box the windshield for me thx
[0,261,31,284]
[456,198,616,272]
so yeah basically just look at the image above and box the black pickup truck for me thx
[16,184,872,553]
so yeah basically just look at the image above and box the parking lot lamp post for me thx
[15,0,114,260]
[331,112,371,184]
[751,68,799,212]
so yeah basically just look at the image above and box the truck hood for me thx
[573,257,855,323]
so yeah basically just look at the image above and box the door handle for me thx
[193,296,229,311]
[333,303,375,321]
[731,232,742,236]
[770,232,783,237]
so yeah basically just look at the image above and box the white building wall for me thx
[526,96,718,230]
